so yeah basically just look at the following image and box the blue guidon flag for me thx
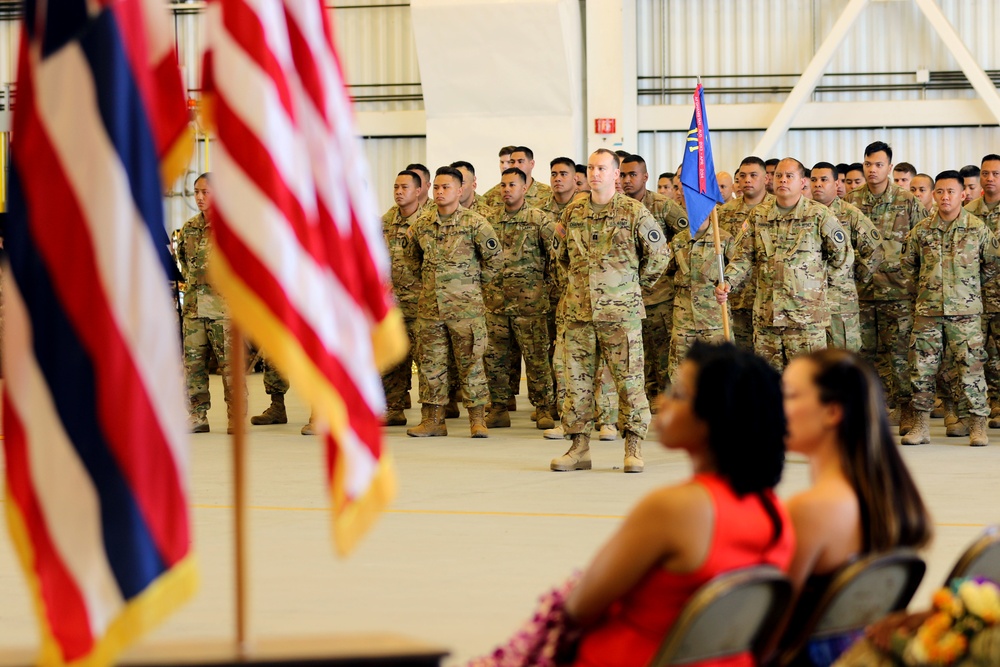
[3,1,197,665]
[680,84,726,234]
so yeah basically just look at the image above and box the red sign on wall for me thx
[594,118,616,134]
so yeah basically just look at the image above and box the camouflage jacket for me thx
[716,193,776,310]
[382,204,424,319]
[845,182,927,301]
[466,193,497,220]
[965,197,1000,312]
[902,208,1000,317]
[668,222,735,332]
[826,197,887,284]
[725,196,849,328]
[177,212,227,319]
[487,204,556,316]
[411,207,503,320]
[484,178,553,210]
[553,192,671,323]
[634,189,690,307]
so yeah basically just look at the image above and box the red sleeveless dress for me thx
[572,473,795,667]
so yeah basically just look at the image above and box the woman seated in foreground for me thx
[778,349,934,667]
[564,342,795,667]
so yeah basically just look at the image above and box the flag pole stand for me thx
[230,326,250,658]
[709,207,732,342]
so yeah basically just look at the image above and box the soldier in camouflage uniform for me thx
[666,220,735,381]
[452,161,498,220]
[810,162,887,351]
[965,154,1000,427]
[900,171,1000,447]
[716,157,775,350]
[483,146,552,210]
[718,158,848,370]
[406,166,503,438]
[621,154,690,408]
[177,173,246,433]
[550,149,671,473]
[250,360,290,425]
[481,146,517,209]
[845,142,927,432]
[405,163,438,216]
[482,168,557,429]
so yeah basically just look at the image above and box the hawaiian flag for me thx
[3,1,197,665]
[203,0,407,555]
[680,84,726,234]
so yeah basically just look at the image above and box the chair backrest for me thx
[947,525,1000,584]
[777,549,926,666]
[648,565,793,667]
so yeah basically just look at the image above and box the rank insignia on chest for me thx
[592,232,599,242]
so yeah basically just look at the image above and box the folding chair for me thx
[946,525,1000,583]
[647,565,793,667]
[775,549,926,667]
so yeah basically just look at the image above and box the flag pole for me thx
[710,206,731,342]
[230,326,250,657]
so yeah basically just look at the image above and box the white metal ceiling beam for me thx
[751,0,870,158]
[913,0,1000,125]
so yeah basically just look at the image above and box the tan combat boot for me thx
[383,408,407,426]
[406,404,448,437]
[901,410,931,445]
[623,431,644,473]
[989,403,1000,429]
[946,417,970,437]
[507,396,517,411]
[970,415,989,447]
[898,403,914,436]
[444,398,461,419]
[251,394,287,425]
[468,406,489,438]
[931,397,946,419]
[944,400,960,426]
[551,433,591,471]
[484,404,511,428]
[534,406,555,430]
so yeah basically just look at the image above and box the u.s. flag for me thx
[3,2,197,665]
[203,0,407,556]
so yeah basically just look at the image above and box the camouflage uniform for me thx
[845,183,927,405]
[824,198,887,351]
[965,197,1000,410]
[411,207,503,407]
[635,189,689,402]
[901,208,1000,416]
[724,196,849,370]
[381,204,424,410]
[667,223,735,382]
[483,204,556,410]
[553,193,671,438]
[484,179,553,211]
[177,212,246,423]
[717,193,777,350]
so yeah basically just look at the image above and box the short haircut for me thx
[659,172,675,180]
[764,158,779,168]
[836,163,850,176]
[550,157,576,170]
[812,161,837,174]
[406,163,430,185]
[449,160,475,175]
[960,164,981,179]
[621,154,647,169]
[499,145,517,157]
[195,172,211,184]
[935,170,962,186]
[981,154,1000,165]
[592,147,621,169]
[501,167,527,183]
[864,141,892,162]
[913,173,933,184]
[614,150,631,160]
[397,170,421,187]
[893,162,917,177]
[512,146,534,159]
[847,162,864,174]
[575,164,587,174]
[737,156,765,171]
[780,157,806,177]
[803,167,811,178]
[435,165,463,185]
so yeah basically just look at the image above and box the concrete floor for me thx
[0,373,998,665]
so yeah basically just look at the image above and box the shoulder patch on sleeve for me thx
[833,229,846,244]
[993,237,999,250]
[869,227,881,241]
[486,237,499,251]
[677,218,689,229]
[646,228,663,244]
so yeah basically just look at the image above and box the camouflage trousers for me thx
[508,335,522,397]
[910,315,987,416]
[827,311,862,352]
[669,328,727,385]
[731,308,754,351]
[261,359,289,396]
[754,324,827,371]
[562,319,649,439]
[485,313,554,408]
[183,316,247,420]
[553,315,617,427]
[982,312,1000,409]
[417,317,489,408]
[642,300,673,403]
[859,300,914,405]
[382,316,420,410]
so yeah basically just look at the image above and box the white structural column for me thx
[409,0,583,189]
[751,0,870,159]
[914,0,1000,125]
[584,0,636,153]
